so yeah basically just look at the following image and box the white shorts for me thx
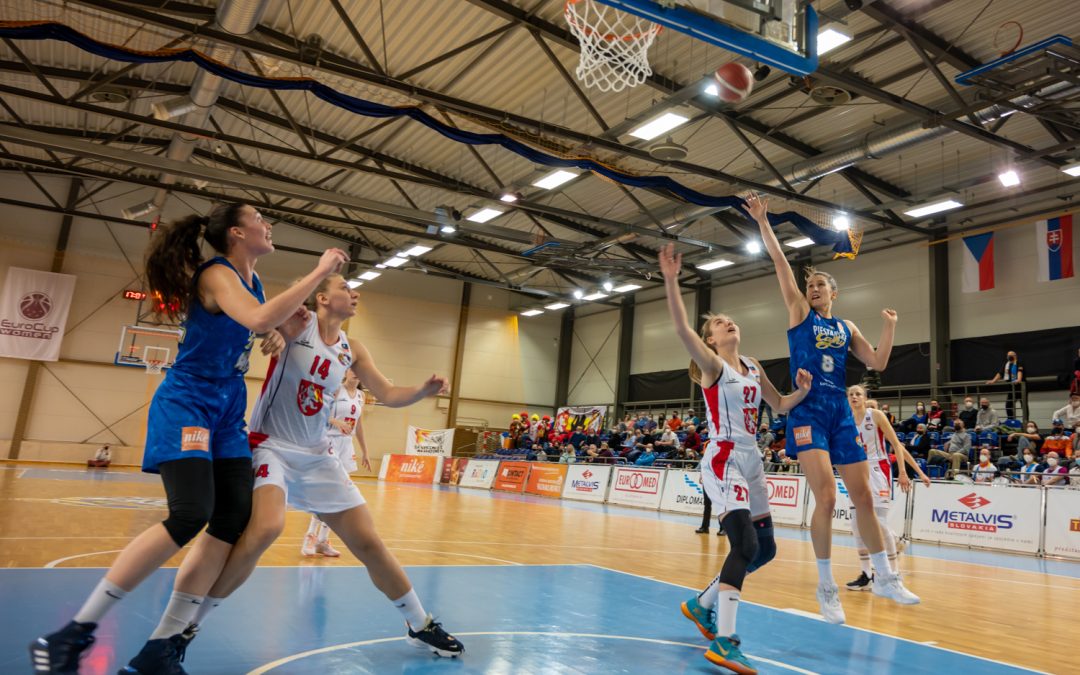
[867,457,893,509]
[329,435,357,473]
[251,436,365,514]
[700,439,769,518]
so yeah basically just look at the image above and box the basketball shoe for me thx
[844,571,873,591]
[29,621,96,673]
[406,615,464,658]
[118,632,192,675]
[704,635,757,674]
[816,584,846,624]
[680,596,717,640]
[872,573,920,605]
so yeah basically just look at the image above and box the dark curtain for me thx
[950,326,1079,388]
[628,369,691,402]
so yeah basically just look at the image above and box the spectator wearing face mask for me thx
[1043,420,1071,458]
[975,398,1000,431]
[1018,450,1041,484]
[903,402,928,433]
[1053,391,1080,430]
[905,424,931,468]
[927,400,948,430]
[1043,451,1068,485]
[929,420,971,478]
[635,444,657,466]
[958,397,978,431]
[1000,422,1041,472]
[757,423,775,454]
[987,350,1024,419]
[559,444,577,464]
[972,450,997,483]
[683,424,702,457]
[879,402,897,427]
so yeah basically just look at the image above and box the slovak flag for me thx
[1035,214,1074,282]
[962,232,995,292]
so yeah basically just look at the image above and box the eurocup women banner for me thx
[0,267,76,361]
[553,406,608,434]
[405,426,455,456]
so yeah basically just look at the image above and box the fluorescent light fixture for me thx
[903,199,963,218]
[122,201,157,219]
[532,169,579,190]
[466,208,505,223]
[582,291,609,301]
[746,240,762,254]
[629,112,690,140]
[613,283,641,293]
[573,289,585,299]
[545,302,571,310]
[383,256,408,268]
[704,82,719,97]
[440,224,456,234]
[375,263,387,269]
[833,214,850,231]
[696,258,734,271]
[1062,162,1080,177]
[499,192,519,203]
[400,244,433,257]
[785,237,814,248]
[520,309,544,317]
[602,281,615,292]
[817,27,852,55]
[346,279,363,289]
[998,170,1020,187]
[358,271,381,281]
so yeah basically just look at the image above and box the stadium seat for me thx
[1003,419,1022,429]
[926,464,946,479]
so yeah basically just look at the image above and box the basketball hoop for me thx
[565,0,662,92]
[146,360,164,375]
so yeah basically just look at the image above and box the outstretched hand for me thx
[421,374,450,397]
[259,329,285,358]
[881,308,898,324]
[316,248,349,277]
[795,368,813,392]
[659,243,682,281]
[745,192,769,223]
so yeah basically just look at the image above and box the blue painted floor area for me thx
[1,565,1037,674]
[2,466,161,484]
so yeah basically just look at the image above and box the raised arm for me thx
[659,244,722,385]
[751,357,811,414]
[845,311,897,372]
[348,337,447,408]
[874,409,929,488]
[745,193,808,327]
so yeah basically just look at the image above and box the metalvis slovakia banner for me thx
[910,482,1040,553]
[0,267,76,361]
[561,465,611,502]
[405,425,455,456]
[553,406,607,434]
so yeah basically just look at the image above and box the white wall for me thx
[567,308,619,406]
[630,291,695,374]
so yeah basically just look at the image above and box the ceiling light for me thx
[833,214,850,230]
[520,309,544,317]
[998,170,1020,187]
[400,244,433,257]
[696,258,734,271]
[150,96,196,121]
[1062,162,1080,177]
[466,208,505,223]
[903,199,963,218]
[545,302,571,310]
[532,169,579,190]
[602,280,615,292]
[573,289,585,299]
[499,192,519,203]
[817,28,852,55]
[346,279,363,289]
[383,256,408,268]
[785,237,814,248]
[375,263,387,269]
[629,112,690,140]
[440,224,457,234]
[613,283,641,293]
[358,271,381,281]
[704,82,720,97]
[582,291,609,301]
[122,201,158,219]
[746,240,762,254]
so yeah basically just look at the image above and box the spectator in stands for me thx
[584,443,599,461]
[929,419,970,478]
[879,402,897,427]
[667,411,682,432]
[757,423,775,455]
[1043,420,1071,459]
[906,423,931,461]
[972,450,997,483]
[976,398,1000,431]
[656,427,679,455]
[958,396,978,431]
[596,442,615,464]
[635,444,657,466]
[903,402,928,433]
[1073,422,1080,460]
[645,415,658,433]
[1042,451,1068,486]
[634,413,648,431]
[568,425,587,451]
[927,400,948,430]
[536,416,551,447]
[987,350,1024,418]
[683,424,702,458]
[1053,391,1080,430]
[1007,422,1042,456]
[87,443,111,468]
[1018,450,1041,484]
[685,409,699,427]
[558,444,576,464]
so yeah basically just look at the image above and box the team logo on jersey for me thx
[337,351,352,367]
[297,379,326,416]
[743,407,757,434]
[813,324,847,350]
[295,339,313,349]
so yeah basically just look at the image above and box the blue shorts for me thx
[142,369,251,473]
[785,392,866,466]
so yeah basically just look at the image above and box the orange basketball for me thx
[714,62,754,103]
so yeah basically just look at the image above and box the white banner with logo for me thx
[553,405,608,434]
[910,482,1041,553]
[659,470,706,514]
[458,459,500,489]
[803,477,905,534]
[404,425,455,456]
[607,466,664,509]
[1040,488,1080,559]
[0,267,76,361]
[561,464,612,502]
[765,474,805,526]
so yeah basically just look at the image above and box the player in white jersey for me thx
[845,386,930,592]
[300,368,369,557]
[661,244,812,675]
[193,274,463,658]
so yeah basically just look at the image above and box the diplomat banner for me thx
[659,470,706,515]
[1044,488,1080,560]
[524,464,568,498]
[765,474,805,526]
[378,454,442,484]
[561,465,611,502]
[493,461,530,493]
[804,477,903,533]
[458,459,499,489]
[0,267,77,361]
[607,466,663,509]
[910,482,1041,553]
[405,426,455,456]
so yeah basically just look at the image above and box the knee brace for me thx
[162,503,212,547]
[746,516,776,573]
[718,511,759,589]
[205,458,254,545]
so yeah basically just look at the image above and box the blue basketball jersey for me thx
[787,310,850,396]
[170,257,265,380]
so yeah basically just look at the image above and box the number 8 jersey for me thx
[249,310,352,450]
[787,310,850,397]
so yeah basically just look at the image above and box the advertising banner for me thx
[607,466,663,509]
[440,457,469,485]
[765,474,805,526]
[553,406,607,434]
[405,426,455,456]
[909,482,1041,553]
[458,459,499,489]
[524,464,568,498]
[804,477,903,533]
[659,470,706,515]
[0,267,77,361]
[493,461,530,493]
[1044,488,1080,560]
[561,465,611,502]
[378,454,441,484]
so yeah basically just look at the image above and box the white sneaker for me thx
[301,533,317,557]
[872,573,920,605]
[315,540,341,557]
[895,536,908,554]
[816,584,846,624]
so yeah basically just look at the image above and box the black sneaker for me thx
[29,621,96,673]
[694,526,709,534]
[117,634,191,675]
[845,572,874,592]
[406,615,464,658]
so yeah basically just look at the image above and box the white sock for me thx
[698,572,722,609]
[816,558,835,587]
[392,589,427,629]
[317,522,331,545]
[73,578,127,625]
[150,591,204,640]
[715,590,740,637]
[858,552,872,576]
[306,515,321,538]
[869,551,892,578]
[193,596,224,626]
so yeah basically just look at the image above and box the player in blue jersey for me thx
[746,193,919,625]
[30,203,347,674]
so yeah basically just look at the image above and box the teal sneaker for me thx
[680,596,716,640]
[704,635,757,674]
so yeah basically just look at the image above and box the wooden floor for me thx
[1,463,1075,673]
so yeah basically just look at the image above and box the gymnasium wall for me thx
[567,307,619,407]
[629,291,696,375]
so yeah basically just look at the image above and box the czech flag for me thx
[1035,214,1074,282]
[962,232,995,292]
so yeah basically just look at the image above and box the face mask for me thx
[979,455,989,463]
[965,402,974,409]
[1027,427,1036,433]
[917,407,924,412]
[931,405,939,411]
[1048,458,1059,467]
[981,404,989,410]
[1023,454,1033,462]
[1008,356,1016,362]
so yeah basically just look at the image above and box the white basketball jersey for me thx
[702,355,761,451]
[249,311,352,449]
[857,410,887,462]
[327,388,364,438]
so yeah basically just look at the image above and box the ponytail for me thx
[689,360,703,386]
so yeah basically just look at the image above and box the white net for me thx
[146,360,164,375]
[564,0,662,92]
